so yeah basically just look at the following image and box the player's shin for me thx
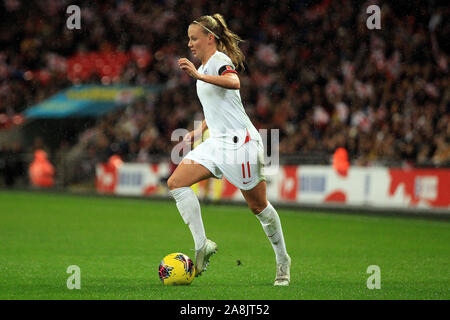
[169,187,206,250]
[255,202,289,264]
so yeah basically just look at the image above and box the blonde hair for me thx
[191,14,246,71]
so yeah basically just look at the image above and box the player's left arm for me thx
[178,58,240,90]
[198,72,240,90]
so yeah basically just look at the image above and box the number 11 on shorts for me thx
[242,162,251,179]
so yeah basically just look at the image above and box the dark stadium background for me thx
[0,0,448,189]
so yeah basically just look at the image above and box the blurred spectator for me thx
[29,149,55,188]
[332,147,350,177]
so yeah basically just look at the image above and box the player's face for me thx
[187,24,212,60]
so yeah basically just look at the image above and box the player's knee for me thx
[249,202,267,215]
[167,175,180,190]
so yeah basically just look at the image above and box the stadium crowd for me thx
[0,0,449,186]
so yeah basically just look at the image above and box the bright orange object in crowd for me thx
[29,149,55,188]
[332,147,350,177]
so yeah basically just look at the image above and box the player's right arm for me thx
[178,58,240,90]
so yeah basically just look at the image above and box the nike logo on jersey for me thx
[243,181,253,184]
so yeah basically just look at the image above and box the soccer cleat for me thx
[194,239,218,277]
[274,255,291,286]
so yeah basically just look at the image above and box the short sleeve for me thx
[214,53,238,76]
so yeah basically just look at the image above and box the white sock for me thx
[169,187,206,250]
[256,202,289,264]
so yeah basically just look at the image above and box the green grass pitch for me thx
[0,190,449,300]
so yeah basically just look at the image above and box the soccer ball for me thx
[158,253,195,285]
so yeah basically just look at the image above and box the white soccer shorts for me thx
[184,136,266,191]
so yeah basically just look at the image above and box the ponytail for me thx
[191,14,246,71]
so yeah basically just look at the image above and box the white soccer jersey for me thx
[196,51,261,149]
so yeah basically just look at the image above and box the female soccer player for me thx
[168,14,291,286]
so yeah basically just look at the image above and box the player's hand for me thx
[178,58,201,79]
